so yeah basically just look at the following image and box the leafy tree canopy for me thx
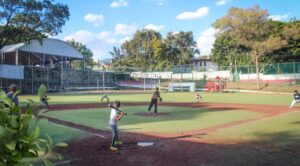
[0,0,70,47]
[110,29,199,71]
[67,39,95,69]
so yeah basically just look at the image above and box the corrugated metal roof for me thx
[0,38,83,59]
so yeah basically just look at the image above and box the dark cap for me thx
[113,100,121,108]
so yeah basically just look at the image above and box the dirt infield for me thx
[46,102,292,166]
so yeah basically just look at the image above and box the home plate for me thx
[137,142,154,147]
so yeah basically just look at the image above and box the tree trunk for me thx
[255,56,260,90]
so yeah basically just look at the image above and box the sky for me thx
[54,0,300,61]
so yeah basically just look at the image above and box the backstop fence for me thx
[0,65,158,94]
[1,62,300,94]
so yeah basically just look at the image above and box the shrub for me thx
[0,90,67,166]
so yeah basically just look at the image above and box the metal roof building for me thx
[0,38,83,66]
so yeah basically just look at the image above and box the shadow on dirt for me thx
[55,130,300,166]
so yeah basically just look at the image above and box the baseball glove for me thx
[159,97,163,102]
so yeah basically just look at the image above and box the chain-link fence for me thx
[0,65,160,94]
[130,62,300,91]
[0,65,117,94]
[1,62,300,93]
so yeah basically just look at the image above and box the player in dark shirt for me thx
[148,87,162,113]
[40,95,50,108]
[289,90,300,108]
[7,84,19,107]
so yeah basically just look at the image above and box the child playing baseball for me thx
[40,95,50,108]
[109,100,125,151]
[6,84,19,107]
[289,90,300,109]
[101,94,110,103]
[196,93,203,103]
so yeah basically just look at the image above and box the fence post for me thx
[102,71,105,92]
[143,74,146,92]
[97,78,99,90]
[115,73,117,89]
[31,65,33,94]
[19,79,21,94]
[47,67,49,88]
[293,61,296,86]
[87,69,90,87]
[192,72,194,81]
[248,64,250,90]
[60,57,64,91]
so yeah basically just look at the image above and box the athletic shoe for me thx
[110,146,118,151]
[116,141,122,145]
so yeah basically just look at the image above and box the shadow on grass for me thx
[291,120,300,125]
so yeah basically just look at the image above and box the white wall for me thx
[131,70,230,80]
[131,70,300,83]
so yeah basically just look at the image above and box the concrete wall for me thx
[131,70,230,80]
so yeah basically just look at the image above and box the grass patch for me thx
[44,106,261,134]
[35,119,91,143]
[19,92,292,106]
[204,112,300,143]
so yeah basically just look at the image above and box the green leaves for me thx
[29,127,40,141]
[0,96,66,165]
[0,0,69,47]
[5,141,16,151]
[67,40,94,69]
[0,90,6,99]
[111,29,199,71]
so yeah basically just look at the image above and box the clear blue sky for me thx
[55,0,300,60]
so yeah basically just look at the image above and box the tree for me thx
[0,0,70,47]
[67,39,95,69]
[265,20,300,62]
[110,29,199,71]
[109,46,123,60]
[115,29,163,71]
[212,35,251,68]
[165,31,199,66]
[213,6,287,89]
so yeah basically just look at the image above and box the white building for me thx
[191,56,218,71]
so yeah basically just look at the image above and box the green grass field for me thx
[44,106,262,133]
[205,111,300,142]
[20,91,292,106]
[30,91,294,141]
[32,119,91,144]
[30,91,300,165]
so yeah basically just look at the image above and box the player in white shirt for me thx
[109,100,126,151]
[289,90,300,109]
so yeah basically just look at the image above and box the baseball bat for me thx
[108,103,127,115]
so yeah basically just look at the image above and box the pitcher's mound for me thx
[134,112,170,117]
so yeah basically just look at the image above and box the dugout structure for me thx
[169,82,195,92]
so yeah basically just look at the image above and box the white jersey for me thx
[109,108,118,125]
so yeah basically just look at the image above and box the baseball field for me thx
[20,91,300,166]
